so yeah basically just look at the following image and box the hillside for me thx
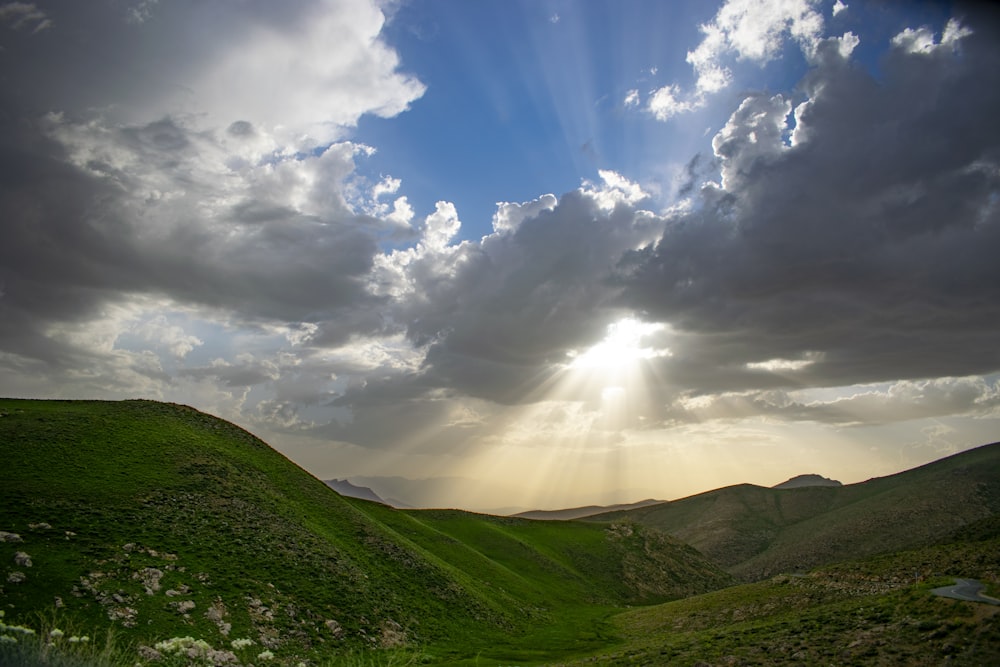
[513,499,664,521]
[563,531,1000,665]
[591,442,1000,581]
[0,398,729,666]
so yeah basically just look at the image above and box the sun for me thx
[566,318,669,371]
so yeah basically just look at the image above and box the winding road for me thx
[931,578,1000,605]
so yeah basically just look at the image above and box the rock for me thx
[14,551,32,567]
[0,531,23,542]
[7,571,26,584]
[325,619,344,638]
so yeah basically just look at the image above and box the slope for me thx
[564,527,1000,666]
[0,398,730,666]
[592,442,1000,581]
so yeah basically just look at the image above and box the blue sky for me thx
[356,0,956,240]
[1,0,999,511]
[358,0,734,236]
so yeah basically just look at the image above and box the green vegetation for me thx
[2,398,998,666]
[0,399,726,665]
[591,441,1000,580]
[560,537,1000,665]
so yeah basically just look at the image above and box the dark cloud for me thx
[660,376,1000,427]
[617,19,1000,395]
[3,0,1000,477]
[388,188,663,403]
[0,113,384,351]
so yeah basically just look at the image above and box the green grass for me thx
[4,398,998,666]
[0,398,730,666]
[558,538,1000,666]
[590,441,1000,580]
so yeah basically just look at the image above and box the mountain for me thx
[0,398,730,665]
[590,442,1000,581]
[323,478,387,504]
[513,498,665,521]
[772,473,842,489]
[347,475,520,512]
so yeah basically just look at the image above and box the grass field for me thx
[0,398,730,665]
[2,399,998,666]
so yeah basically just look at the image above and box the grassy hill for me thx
[559,532,1000,666]
[590,442,1000,581]
[0,398,730,666]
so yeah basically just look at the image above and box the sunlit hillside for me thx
[0,398,730,666]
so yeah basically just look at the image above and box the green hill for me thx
[591,442,1000,581]
[0,398,730,666]
[561,532,1000,666]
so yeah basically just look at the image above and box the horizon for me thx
[2,0,1000,512]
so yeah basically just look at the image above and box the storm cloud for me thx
[2,0,999,508]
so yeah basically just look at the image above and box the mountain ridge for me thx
[512,498,665,521]
[772,473,842,489]
[588,441,1000,581]
[323,478,389,505]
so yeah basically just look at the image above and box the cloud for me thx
[665,376,1000,426]
[620,16,1000,396]
[647,84,696,121]
[0,0,426,401]
[2,0,999,491]
[646,0,825,118]
[0,2,51,33]
[892,18,972,55]
[0,1,424,146]
[372,176,663,404]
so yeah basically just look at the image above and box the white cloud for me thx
[372,175,402,200]
[179,0,425,147]
[491,195,557,234]
[649,0,825,120]
[423,201,462,250]
[647,84,697,120]
[385,196,415,228]
[832,1,847,17]
[582,170,649,210]
[711,93,792,189]
[833,31,860,59]
[623,89,640,108]
[0,2,51,33]
[132,315,203,358]
[892,19,973,55]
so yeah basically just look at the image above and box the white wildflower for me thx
[257,649,275,660]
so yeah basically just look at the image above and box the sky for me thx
[2,0,999,512]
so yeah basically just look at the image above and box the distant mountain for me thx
[348,474,520,511]
[589,442,1000,581]
[324,478,387,504]
[772,473,842,489]
[514,498,665,521]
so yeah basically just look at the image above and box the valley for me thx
[1,399,998,665]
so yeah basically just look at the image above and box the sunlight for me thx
[566,318,669,371]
